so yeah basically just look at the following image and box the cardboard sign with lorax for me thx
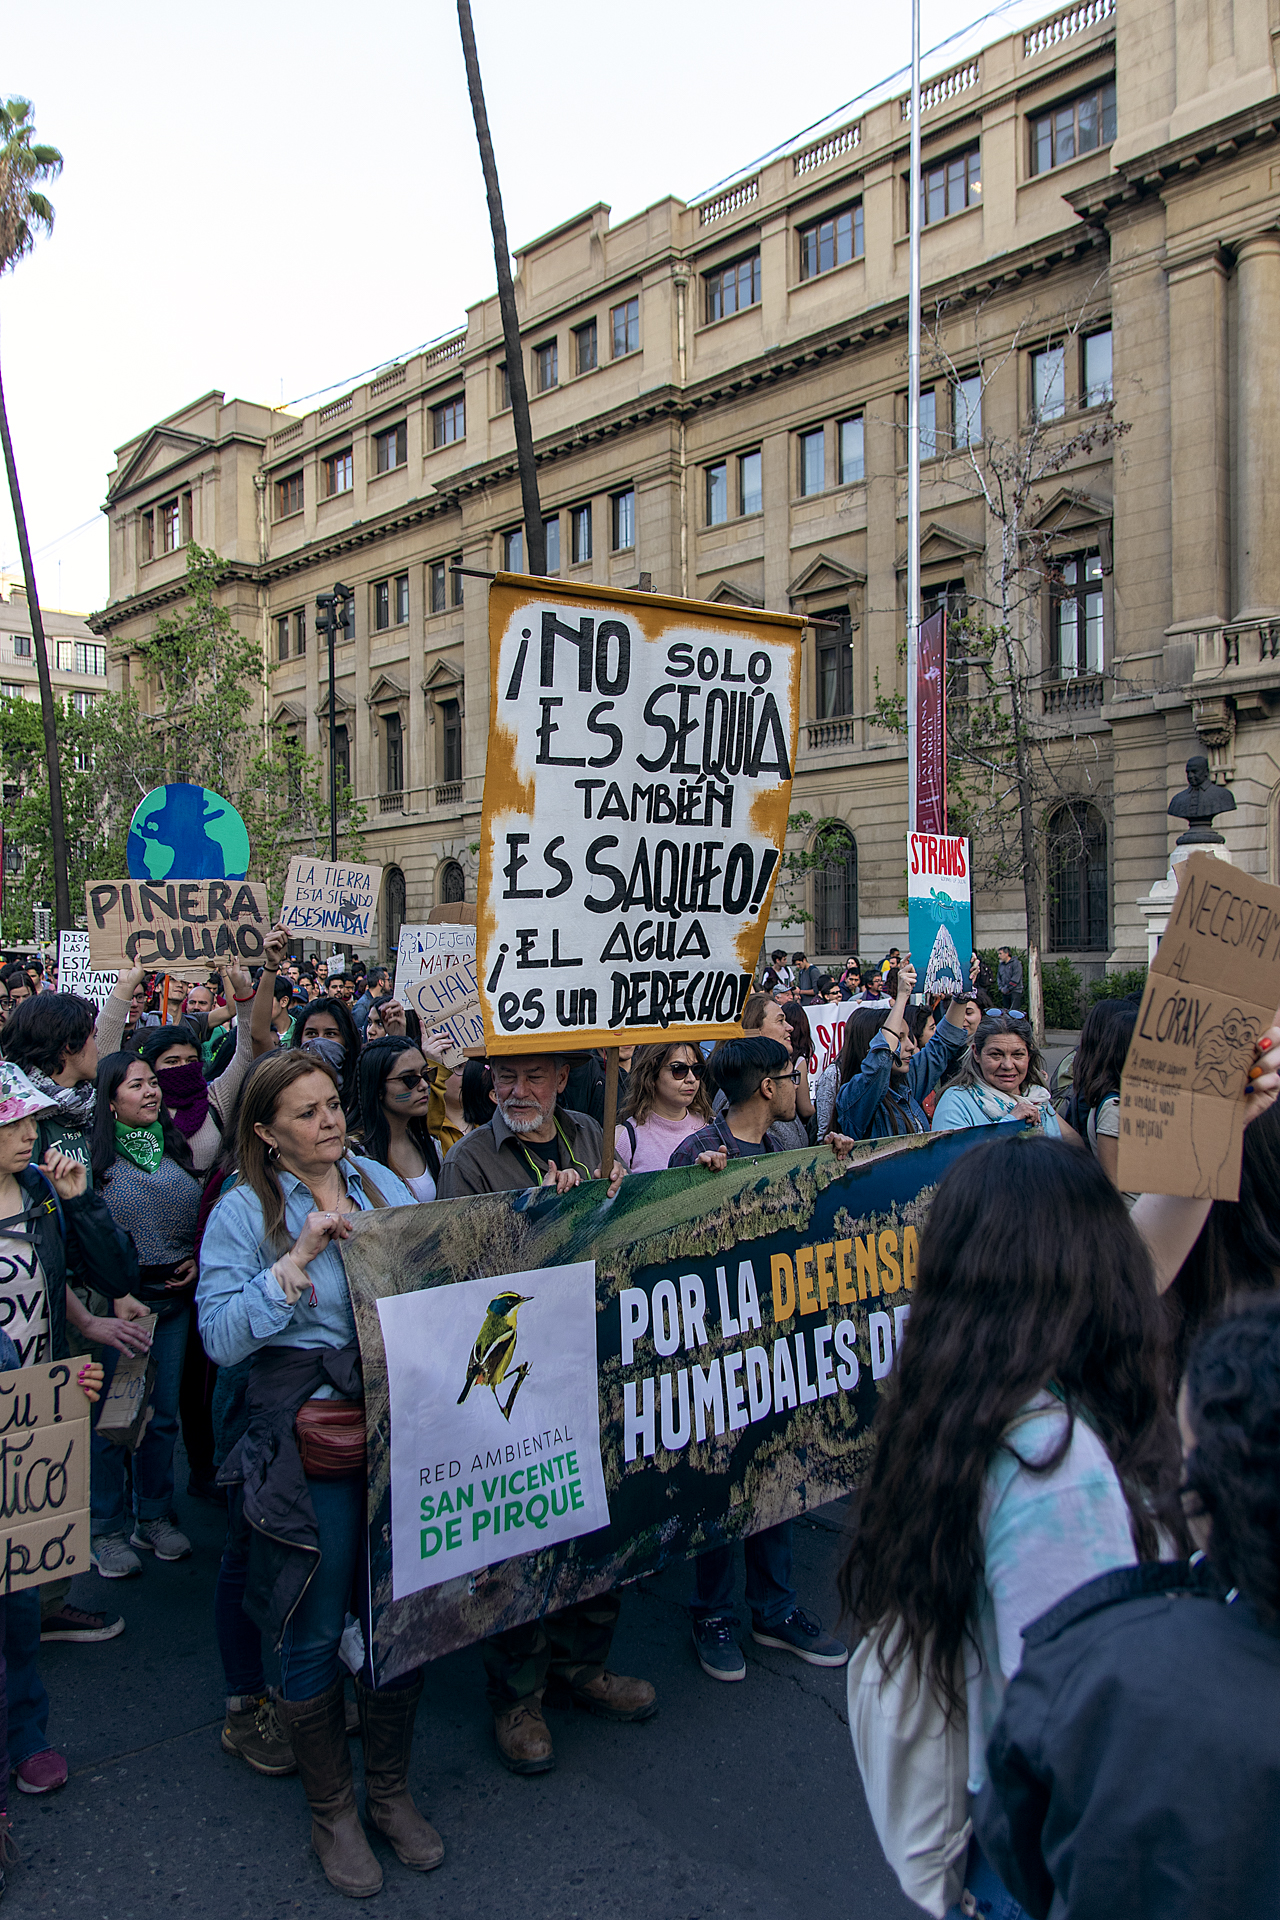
[1116,853,1280,1199]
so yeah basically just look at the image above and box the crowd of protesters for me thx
[0,931,1274,1914]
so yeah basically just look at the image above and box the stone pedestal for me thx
[1136,842,1233,963]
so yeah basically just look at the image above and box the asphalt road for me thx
[5,1473,915,1920]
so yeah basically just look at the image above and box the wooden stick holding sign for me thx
[600,1047,619,1185]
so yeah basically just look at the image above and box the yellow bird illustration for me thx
[456,1291,533,1423]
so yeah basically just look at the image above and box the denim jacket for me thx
[836,1016,968,1140]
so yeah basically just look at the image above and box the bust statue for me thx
[1168,754,1236,845]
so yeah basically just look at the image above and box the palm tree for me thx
[0,97,70,934]
[456,2,545,575]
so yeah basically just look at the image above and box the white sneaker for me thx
[130,1518,192,1562]
[91,1532,142,1579]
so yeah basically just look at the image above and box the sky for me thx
[1,0,1049,615]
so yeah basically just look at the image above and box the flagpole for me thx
[906,0,922,836]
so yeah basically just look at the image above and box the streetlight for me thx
[314,582,353,864]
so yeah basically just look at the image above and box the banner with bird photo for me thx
[341,1121,1010,1682]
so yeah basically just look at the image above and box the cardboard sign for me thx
[405,955,484,1068]
[0,1360,92,1595]
[1117,853,1280,1199]
[394,923,476,998]
[84,880,270,979]
[279,857,383,944]
[343,1121,1006,1680]
[56,930,119,1010]
[94,1316,158,1450]
[907,833,972,998]
[804,1002,849,1072]
[478,577,803,1055]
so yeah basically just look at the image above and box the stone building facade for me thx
[92,0,1280,974]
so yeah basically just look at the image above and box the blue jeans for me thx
[278,1471,419,1703]
[2,1590,50,1772]
[214,1486,264,1698]
[689,1521,797,1630]
[945,1839,1031,1920]
[91,1305,189,1534]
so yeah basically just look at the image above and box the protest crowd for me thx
[0,932,1275,1918]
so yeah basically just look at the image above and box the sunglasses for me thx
[389,1069,430,1091]
[665,1061,704,1080]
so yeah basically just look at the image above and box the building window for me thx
[57,641,106,676]
[1051,551,1104,678]
[919,387,939,459]
[1033,345,1067,421]
[396,574,409,624]
[705,252,761,323]
[544,517,561,573]
[571,504,593,564]
[342,591,355,641]
[839,416,865,484]
[504,527,524,572]
[535,340,558,393]
[12,634,30,659]
[800,429,825,497]
[921,146,981,225]
[1048,802,1108,951]
[574,319,598,375]
[277,613,291,661]
[440,700,462,785]
[438,857,465,904]
[374,580,391,631]
[813,825,858,954]
[451,553,464,606]
[611,297,639,358]
[0,682,23,700]
[385,712,403,795]
[611,489,636,551]
[496,363,510,411]
[431,398,465,449]
[383,866,406,964]
[429,561,447,614]
[161,498,181,553]
[374,422,408,471]
[1084,329,1113,406]
[71,690,95,717]
[180,491,193,543]
[332,724,350,792]
[798,204,863,280]
[739,451,762,517]
[706,461,728,527]
[953,374,982,448]
[294,609,306,656]
[816,611,854,719]
[1030,81,1116,175]
[275,472,303,519]
[324,448,354,497]
[140,511,154,560]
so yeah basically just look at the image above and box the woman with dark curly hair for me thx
[976,1294,1280,1920]
[615,1042,714,1171]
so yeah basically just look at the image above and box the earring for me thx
[266,1144,279,1161]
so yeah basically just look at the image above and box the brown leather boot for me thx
[354,1675,444,1871]
[277,1681,383,1898]
[493,1698,555,1774]
[568,1670,658,1722]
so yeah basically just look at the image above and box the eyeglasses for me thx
[773,1068,802,1085]
[665,1061,704,1081]
[389,1070,429,1091]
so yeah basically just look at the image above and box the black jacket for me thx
[216,1343,363,1649]
[15,1165,141,1361]
[977,1560,1280,1920]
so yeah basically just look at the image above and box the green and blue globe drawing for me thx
[126,784,250,881]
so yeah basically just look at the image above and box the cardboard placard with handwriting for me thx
[84,880,270,979]
[404,955,484,1068]
[278,858,383,944]
[0,1361,92,1595]
[94,1315,158,1450]
[1116,853,1280,1199]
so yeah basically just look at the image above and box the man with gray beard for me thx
[435,1054,648,1773]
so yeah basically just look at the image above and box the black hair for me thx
[461,1058,495,1127]
[355,1036,440,1182]
[1,991,97,1078]
[138,1023,205,1072]
[837,1006,916,1135]
[365,966,389,989]
[287,995,360,1111]
[713,1035,791,1106]
[90,1051,194,1180]
[271,975,296,1004]
[367,992,422,1046]
[780,999,811,1063]
[1183,1295,1280,1623]
[1072,997,1139,1116]
[1167,1099,1280,1379]
[0,966,29,994]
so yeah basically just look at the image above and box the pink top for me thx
[617,1109,703,1173]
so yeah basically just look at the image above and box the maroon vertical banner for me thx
[915,608,947,836]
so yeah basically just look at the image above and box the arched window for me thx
[383,866,406,963]
[812,823,858,956]
[438,859,465,905]
[1047,802,1108,950]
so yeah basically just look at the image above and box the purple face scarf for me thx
[156,1059,210,1138]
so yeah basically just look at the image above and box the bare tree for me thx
[456,1,545,574]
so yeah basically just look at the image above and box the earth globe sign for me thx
[126,784,251,881]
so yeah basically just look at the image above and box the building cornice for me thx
[1066,99,1280,224]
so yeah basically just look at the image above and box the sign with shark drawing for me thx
[906,832,972,998]
[376,1259,610,1601]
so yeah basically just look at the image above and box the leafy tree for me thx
[0,98,70,929]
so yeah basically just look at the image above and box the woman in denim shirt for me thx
[836,960,971,1141]
[197,1050,440,1900]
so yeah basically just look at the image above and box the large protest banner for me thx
[907,832,972,998]
[0,1361,92,1596]
[278,857,383,944]
[477,577,804,1054]
[342,1123,1007,1683]
[83,879,270,977]
[56,930,119,1010]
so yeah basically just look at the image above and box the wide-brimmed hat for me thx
[0,1059,57,1128]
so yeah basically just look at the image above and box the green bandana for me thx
[114,1120,164,1173]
